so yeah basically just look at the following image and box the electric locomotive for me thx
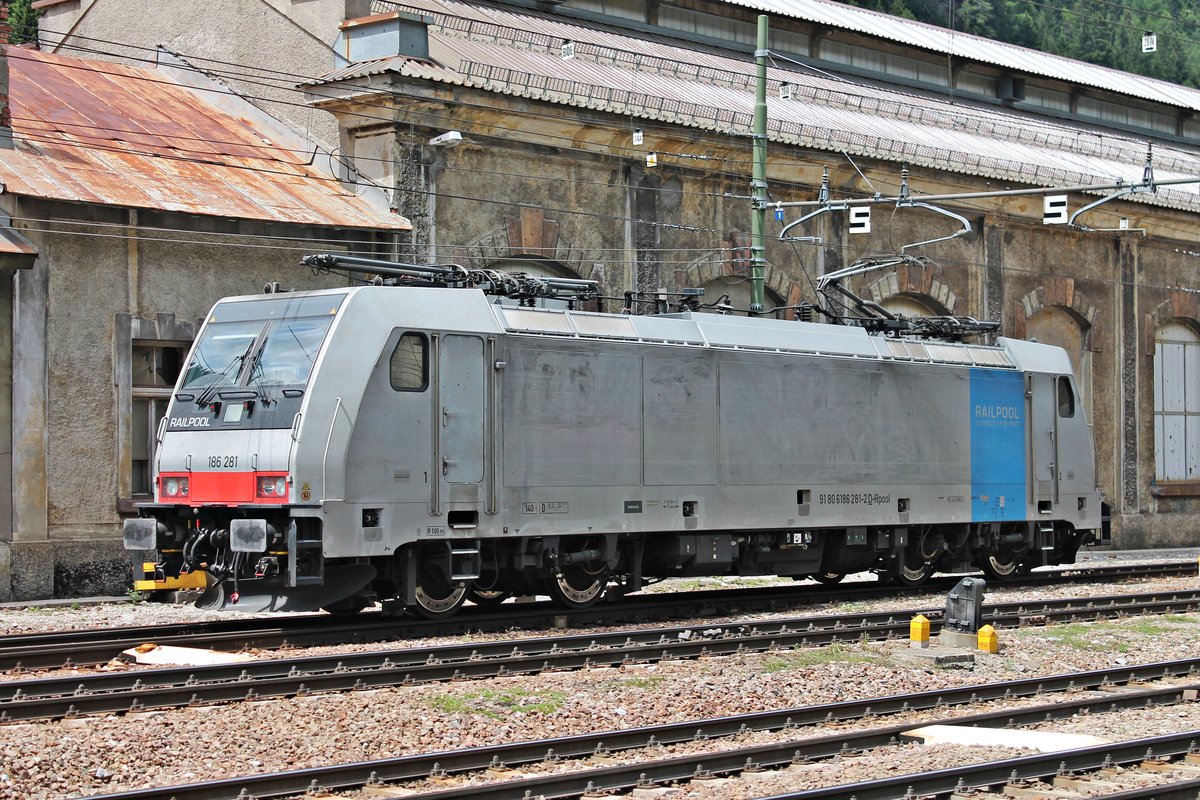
[124,253,1109,615]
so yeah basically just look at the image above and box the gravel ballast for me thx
[0,555,1197,799]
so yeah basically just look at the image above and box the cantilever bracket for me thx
[898,200,973,251]
[1069,144,1157,232]
[895,165,972,251]
[779,167,834,243]
[778,203,834,242]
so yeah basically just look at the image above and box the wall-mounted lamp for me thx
[428,131,462,147]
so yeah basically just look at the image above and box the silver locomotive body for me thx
[125,284,1107,614]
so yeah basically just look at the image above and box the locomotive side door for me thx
[1027,372,1059,507]
[436,335,485,494]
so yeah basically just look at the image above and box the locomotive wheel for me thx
[545,564,607,609]
[466,585,511,607]
[981,553,1022,580]
[410,555,467,619]
[412,581,467,618]
[893,553,933,587]
[813,572,845,585]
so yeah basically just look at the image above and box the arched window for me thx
[489,258,582,310]
[880,294,939,319]
[1027,306,1092,420]
[697,277,784,315]
[1154,321,1200,482]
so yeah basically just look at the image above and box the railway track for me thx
[4,587,1199,723]
[72,657,1200,800]
[0,559,1190,672]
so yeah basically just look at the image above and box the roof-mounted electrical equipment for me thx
[301,253,600,307]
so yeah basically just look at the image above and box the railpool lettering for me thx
[169,416,212,429]
[974,404,1020,420]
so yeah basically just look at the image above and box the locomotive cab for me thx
[123,290,373,611]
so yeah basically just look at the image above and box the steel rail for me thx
[73,664,1200,800]
[4,589,1200,723]
[0,560,1191,672]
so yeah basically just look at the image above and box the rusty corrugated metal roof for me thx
[1,48,409,230]
[0,224,36,256]
[310,0,1200,214]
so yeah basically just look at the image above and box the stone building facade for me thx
[30,0,1200,564]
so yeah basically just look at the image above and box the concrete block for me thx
[937,629,980,650]
[1,538,131,601]
[0,542,10,602]
[52,539,133,598]
[895,646,976,668]
[4,541,54,600]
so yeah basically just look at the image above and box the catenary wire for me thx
[12,214,1199,284]
[16,31,1200,261]
[16,41,1184,229]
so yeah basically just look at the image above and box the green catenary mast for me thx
[750,14,769,314]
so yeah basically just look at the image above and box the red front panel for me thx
[158,472,288,506]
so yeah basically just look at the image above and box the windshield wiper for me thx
[246,336,278,406]
[195,341,255,407]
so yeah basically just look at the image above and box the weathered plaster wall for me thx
[0,198,360,601]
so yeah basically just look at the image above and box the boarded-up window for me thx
[1154,321,1200,481]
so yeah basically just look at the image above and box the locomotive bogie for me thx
[125,284,1107,613]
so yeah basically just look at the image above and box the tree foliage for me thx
[8,0,40,47]
[841,0,1200,88]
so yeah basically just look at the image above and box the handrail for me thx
[321,397,354,503]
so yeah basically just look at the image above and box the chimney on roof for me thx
[0,45,11,149]
[0,1,10,46]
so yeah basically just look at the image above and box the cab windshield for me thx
[179,294,344,395]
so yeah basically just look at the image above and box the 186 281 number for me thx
[207,455,238,469]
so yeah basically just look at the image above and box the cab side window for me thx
[1057,376,1075,418]
[390,333,427,391]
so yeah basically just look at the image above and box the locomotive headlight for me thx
[257,476,287,499]
[163,477,188,497]
[165,478,179,497]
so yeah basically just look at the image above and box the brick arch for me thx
[673,231,805,317]
[1144,290,1200,356]
[1012,277,1101,352]
[865,263,956,315]
[459,207,591,279]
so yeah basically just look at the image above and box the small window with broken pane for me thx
[390,333,427,391]
[132,342,185,496]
